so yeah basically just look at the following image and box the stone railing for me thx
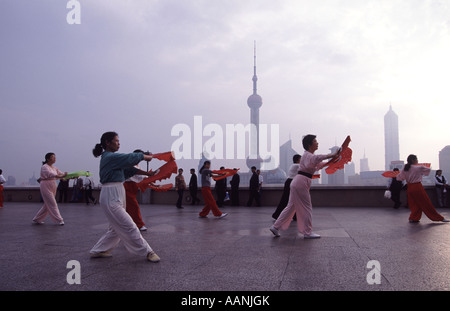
[2,185,446,208]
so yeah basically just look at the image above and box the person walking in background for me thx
[435,170,448,208]
[215,166,227,207]
[189,168,200,205]
[387,168,405,209]
[90,131,160,262]
[230,169,240,206]
[175,168,186,209]
[70,177,83,202]
[32,153,68,225]
[198,161,228,219]
[247,166,261,207]
[396,154,449,223]
[257,169,263,202]
[272,154,301,220]
[84,172,97,205]
[0,169,6,208]
[57,178,69,203]
[270,135,340,239]
[124,149,148,231]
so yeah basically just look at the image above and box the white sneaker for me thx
[147,251,160,263]
[269,225,280,237]
[140,226,148,231]
[217,213,228,219]
[304,233,321,239]
[32,220,44,225]
[442,219,450,223]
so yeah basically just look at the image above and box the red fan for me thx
[212,168,240,181]
[324,136,352,175]
[382,163,431,178]
[382,171,400,178]
[138,151,177,192]
[147,183,173,192]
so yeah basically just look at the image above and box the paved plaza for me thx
[1,202,450,291]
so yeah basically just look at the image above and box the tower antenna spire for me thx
[252,40,257,94]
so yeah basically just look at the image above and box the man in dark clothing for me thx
[389,168,404,209]
[57,179,69,203]
[189,168,200,205]
[230,169,240,206]
[247,166,261,207]
[215,166,227,207]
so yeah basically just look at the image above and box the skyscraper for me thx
[279,138,299,176]
[360,150,370,172]
[439,146,450,174]
[384,105,400,171]
[246,41,263,170]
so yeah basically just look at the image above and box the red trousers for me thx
[0,185,3,207]
[123,182,146,228]
[199,187,223,217]
[407,183,444,222]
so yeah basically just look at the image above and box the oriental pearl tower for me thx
[246,42,264,170]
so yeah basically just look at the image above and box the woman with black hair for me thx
[397,154,449,223]
[89,132,160,262]
[388,168,404,209]
[32,153,67,225]
[199,161,228,219]
[270,135,339,239]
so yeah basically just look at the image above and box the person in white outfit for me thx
[90,131,160,262]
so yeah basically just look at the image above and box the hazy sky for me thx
[1,0,450,184]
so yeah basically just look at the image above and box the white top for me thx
[299,151,329,175]
[0,174,6,185]
[397,165,430,184]
[125,165,145,183]
[258,174,263,185]
[435,175,447,187]
[287,164,300,179]
[40,164,63,181]
[84,176,95,188]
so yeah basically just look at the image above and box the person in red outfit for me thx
[397,154,449,223]
[123,149,148,231]
[198,161,228,219]
[0,169,6,208]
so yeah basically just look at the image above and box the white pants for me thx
[90,183,153,257]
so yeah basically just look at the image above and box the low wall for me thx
[3,185,446,208]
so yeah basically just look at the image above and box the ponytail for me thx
[404,154,417,172]
[199,160,211,174]
[92,144,104,158]
[93,131,118,158]
[42,152,55,165]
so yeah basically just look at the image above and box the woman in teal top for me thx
[89,131,160,262]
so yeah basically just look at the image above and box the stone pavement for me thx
[1,202,450,291]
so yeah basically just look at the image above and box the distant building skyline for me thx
[384,105,400,171]
[439,146,450,174]
[360,150,370,173]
